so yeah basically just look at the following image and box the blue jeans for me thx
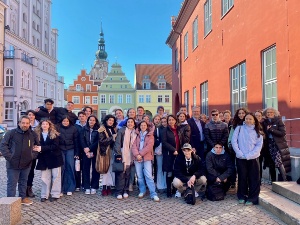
[7,167,31,199]
[134,160,157,198]
[61,149,76,193]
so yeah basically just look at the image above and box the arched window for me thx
[5,69,14,87]
[21,71,25,88]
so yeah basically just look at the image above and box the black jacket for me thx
[58,124,79,156]
[204,120,229,151]
[98,125,115,156]
[55,107,78,124]
[35,106,58,124]
[206,151,234,183]
[80,125,99,154]
[0,127,39,169]
[187,118,206,150]
[178,123,191,145]
[173,153,204,184]
[36,135,63,170]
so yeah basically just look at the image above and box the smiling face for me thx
[168,116,176,127]
[88,116,96,128]
[143,116,150,123]
[85,108,92,117]
[140,122,148,132]
[178,113,186,123]
[238,110,246,120]
[266,109,275,119]
[62,118,70,127]
[255,112,263,122]
[41,121,50,132]
[27,112,36,122]
[153,116,161,126]
[128,109,136,119]
[224,113,231,123]
[115,110,124,120]
[106,118,115,127]
[126,119,135,129]
[245,114,255,126]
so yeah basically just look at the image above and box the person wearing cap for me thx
[173,143,207,198]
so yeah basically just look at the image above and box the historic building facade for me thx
[166,0,300,147]
[2,0,64,127]
[135,64,172,117]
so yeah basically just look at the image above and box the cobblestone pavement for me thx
[0,157,286,225]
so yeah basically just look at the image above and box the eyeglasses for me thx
[211,114,219,116]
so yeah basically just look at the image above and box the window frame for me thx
[138,94,144,103]
[192,17,198,49]
[72,96,80,104]
[4,102,14,120]
[204,0,212,37]
[200,82,208,116]
[92,96,98,104]
[126,94,132,103]
[158,95,163,103]
[118,94,123,104]
[184,32,188,60]
[222,0,234,17]
[100,94,106,104]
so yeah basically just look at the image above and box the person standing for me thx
[115,109,125,129]
[136,106,145,123]
[177,112,191,145]
[35,98,58,124]
[0,116,40,205]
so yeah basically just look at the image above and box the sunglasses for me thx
[211,114,219,116]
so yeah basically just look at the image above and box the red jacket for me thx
[131,130,154,161]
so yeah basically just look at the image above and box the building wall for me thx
[169,0,300,147]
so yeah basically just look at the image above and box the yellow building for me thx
[134,64,172,117]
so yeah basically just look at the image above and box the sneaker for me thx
[21,198,33,205]
[75,188,80,192]
[152,196,160,202]
[138,193,145,199]
[175,190,181,198]
[245,201,253,206]
[195,192,199,198]
[129,184,133,192]
[67,192,72,196]
[238,199,245,204]
[60,193,64,197]
[117,194,123,200]
[91,189,97,194]
[85,189,91,195]
[123,193,129,198]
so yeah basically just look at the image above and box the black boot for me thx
[278,164,287,181]
[166,177,172,198]
[26,186,35,198]
[297,177,300,184]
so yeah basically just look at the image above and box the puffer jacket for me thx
[131,130,154,161]
[204,120,229,151]
[58,124,79,156]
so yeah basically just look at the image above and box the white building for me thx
[2,0,64,128]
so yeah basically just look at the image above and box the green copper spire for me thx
[96,22,108,60]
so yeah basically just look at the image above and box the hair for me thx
[255,110,263,116]
[126,108,136,118]
[262,107,280,117]
[176,112,187,120]
[83,106,93,113]
[125,118,137,128]
[157,106,164,112]
[67,101,74,104]
[77,111,85,117]
[114,108,123,114]
[192,106,200,111]
[35,119,59,140]
[19,115,30,123]
[25,110,36,116]
[61,115,73,126]
[180,104,187,108]
[211,109,219,114]
[214,141,224,147]
[167,114,177,126]
[223,110,231,116]
[200,114,207,119]
[87,115,100,130]
[44,98,54,104]
[137,106,144,111]
[102,114,117,128]
[245,113,262,138]
[152,114,161,122]
[137,121,150,132]
[142,114,150,121]
[232,107,250,129]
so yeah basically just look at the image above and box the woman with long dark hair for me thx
[232,113,263,205]
[80,115,100,195]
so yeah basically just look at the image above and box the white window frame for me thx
[139,95,144,103]
[165,95,170,103]
[118,94,123,104]
[86,84,91,92]
[193,87,197,106]
[76,84,81,91]
[146,95,151,103]
[72,96,80,104]
[184,91,190,114]
[5,68,14,87]
[143,82,150,90]
[193,17,198,49]
[200,82,208,116]
[109,94,115,104]
[184,32,188,59]
[126,94,132,103]
[222,0,234,17]
[158,95,163,103]
[158,82,166,89]
[85,96,91,104]
[4,102,14,120]
[92,96,98,104]
[204,0,212,36]
[100,94,106,104]
[100,110,108,121]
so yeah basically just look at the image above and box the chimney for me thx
[171,16,177,27]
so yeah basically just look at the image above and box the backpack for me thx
[206,183,225,201]
[184,185,196,205]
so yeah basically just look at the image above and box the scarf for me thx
[139,131,148,151]
[122,127,137,166]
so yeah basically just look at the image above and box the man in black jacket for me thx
[55,101,78,124]
[35,98,58,124]
[0,116,40,205]
[173,143,207,197]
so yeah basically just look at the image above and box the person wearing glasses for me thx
[204,109,229,157]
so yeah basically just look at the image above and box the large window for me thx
[222,0,234,17]
[76,84,81,91]
[231,61,247,112]
[85,96,90,104]
[100,94,106,104]
[165,95,170,103]
[143,82,150,89]
[158,95,163,103]
[126,94,132,103]
[192,17,198,49]
[86,84,91,92]
[5,68,14,87]
[263,46,277,109]
[184,91,189,114]
[109,95,115,104]
[200,82,208,116]
[193,87,197,106]
[204,0,212,36]
[5,102,14,120]
[92,96,98,104]
[184,32,188,59]
[146,95,151,103]
[72,96,80,104]
[118,94,123,104]
[138,95,144,103]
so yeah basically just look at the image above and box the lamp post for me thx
[13,96,23,125]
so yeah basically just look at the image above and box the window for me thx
[72,96,80,104]
[5,68,14,87]
[43,83,47,96]
[85,96,90,104]
[109,95,115,104]
[139,95,144,103]
[100,110,108,121]
[158,82,166,89]
[184,91,190,114]
[143,82,150,89]
[193,17,198,49]
[204,0,212,36]
[92,96,98,104]
[4,102,14,120]
[165,95,170,103]
[126,94,132,103]
[231,61,247,112]
[222,0,234,16]
[193,87,197,106]
[32,21,35,29]
[146,95,151,103]
[86,84,91,92]
[175,49,179,71]
[118,94,123,104]
[263,46,277,109]
[50,84,54,98]
[23,13,27,22]
[184,32,188,59]
[21,71,25,88]
[200,82,208,116]
[37,39,39,47]
[76,84,81,91]
[37,24,40,32]
[26,73,30,89]
[100,94,106,103]
[158,95,163,103]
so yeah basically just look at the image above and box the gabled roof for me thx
[135,64,172,90]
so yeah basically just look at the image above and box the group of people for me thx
[0,99,291,207]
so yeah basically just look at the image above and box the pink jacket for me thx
[131,130,154,161]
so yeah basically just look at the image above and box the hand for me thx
[216,177,221,183]
[112,134,117,141]
[84,148,90,154]
[192,148,196,154]
[74,155,79,159]
[33,146,41,152]
[267,125,272,130]
[187,175,196,187]
[224,178,227,183]
[173,151,178,156]
[34,108,40,112]
[137,155,142,161]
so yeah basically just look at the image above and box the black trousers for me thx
[115,165,131,196]
[236,158,260,204]
[82,154,100,190]
[27,159,36,186]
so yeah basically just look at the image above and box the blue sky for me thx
[51,0,183,87]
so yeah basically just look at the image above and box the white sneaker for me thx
[152,196,160,202]
[195,192,199,198]
[67,192,72,196]
[175,190,181,198]
[60,193,63,197]
[85,189,91,195]
[75,188,80,192]
[138,193,145,199]
[123,193,129,198]
[117,194,123,200]
[91,189,96,194]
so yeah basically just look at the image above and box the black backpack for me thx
[206,183,225,201]
[184,185,196,205]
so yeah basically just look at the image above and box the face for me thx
[19,118,30,131]
[27,112,35,121]
[78,113,87,123]
[128,109,136,118]
[106,118,115,127]
[168,117,176,127]
[143,116,150,123]
[85,108,92,117]
[153,116,161,126]
[157,108,164,115]
[200,115,207,123]
[214,144,223,155]
[115,110,124,120]
[137,108,144,116]
[245,114,255,125]
[88,117,96,127]
[45,102,53,110]
[41,121,50,131]
[224,113,231,123]
[211,111,219,122]
[266,110,275,119]
[161,118,167,127]
[62,118,70,126]
[126,119,135,129]
[178,114,186,122]
[183,148,192,159]
[255,112,263,122]
[192,108,200,119]
[66,103,74,111]
[219,113,224,121]
[238,110,246,120]
[140,122,148,132]
[180,107,187,115]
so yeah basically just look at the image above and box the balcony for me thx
[21,53,33,65]
[4,50,15,59]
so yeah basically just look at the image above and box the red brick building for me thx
[166,0,300,147]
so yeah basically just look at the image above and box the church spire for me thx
[96,22,108,60]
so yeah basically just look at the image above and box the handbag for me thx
[154,128,162,155]
[206,182,225,201]
[184,185,196,205]
[112,155,124,172]
[95,145,110,174]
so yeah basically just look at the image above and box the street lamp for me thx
[13,95,23,123]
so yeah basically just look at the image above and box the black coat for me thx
[0,127,39,169]
[79,125,99,154]
[187,118,205,150]
[36,135,63,170]
[178,123,191,145]
[35,106,58,124]
[58,124,79,156]
[204,120,229,151]
[161,126,183,172]
[173,153,204,183]
[98,125,115,156]
[55,107,78,124]
[206,151,235,183]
